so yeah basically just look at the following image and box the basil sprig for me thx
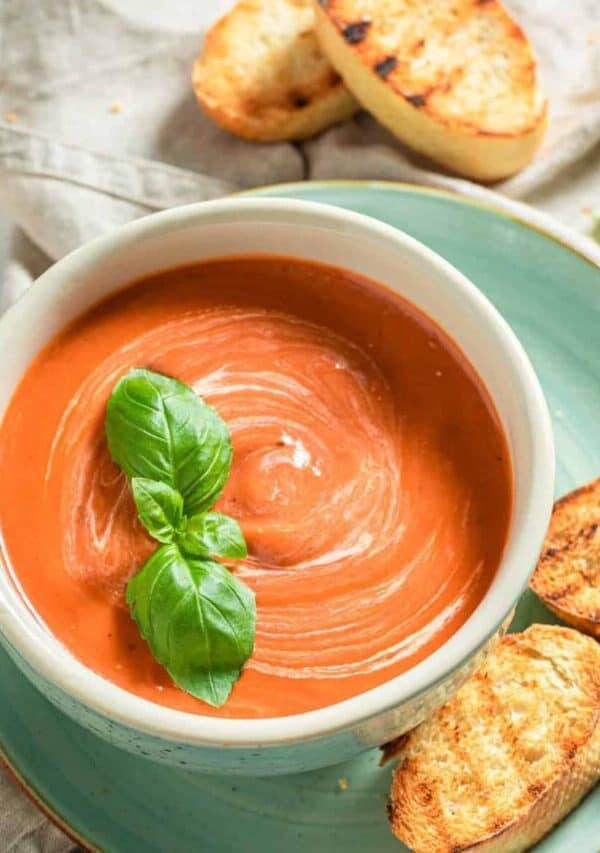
[107,368,232,515]
[106,369,254,708]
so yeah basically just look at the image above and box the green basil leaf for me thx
[179,512,247,559]
[106,369,232,515]
[127,543,255,708]
[131,477,183,543]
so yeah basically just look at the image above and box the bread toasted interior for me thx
[314,0,546,180]
[531,477,600,638]
[193,0,357,141]
[388,625,600,852]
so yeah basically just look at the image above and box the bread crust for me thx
[388,626,600,853]
[193,0,357,141]
[314,0,547,180]
[531,477,600,638]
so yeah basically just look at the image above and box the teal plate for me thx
[1,182,599,852]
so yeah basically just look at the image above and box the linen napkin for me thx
[0,0,599,849]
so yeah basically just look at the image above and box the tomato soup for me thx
[0,257,512,718]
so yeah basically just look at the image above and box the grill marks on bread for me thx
[313,0,546,180]
[531,477,600,638]
[192,0,357,141]
[388,626,600,853]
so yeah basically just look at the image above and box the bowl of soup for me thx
[0,198,553,775]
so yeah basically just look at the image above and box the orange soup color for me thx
[0,257,512,718]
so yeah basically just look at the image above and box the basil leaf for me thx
[179,512,247,560]
[106,369,232,515]
[131,477,183,543]
[127,543,255,707]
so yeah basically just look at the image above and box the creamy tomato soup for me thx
[0,257,512,718]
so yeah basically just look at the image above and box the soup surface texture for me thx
[0,257,512,718]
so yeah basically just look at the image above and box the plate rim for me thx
[1,179,597,852]
[238,179,600,270]
[0,748,97,852]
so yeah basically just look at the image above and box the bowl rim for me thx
[0,196,555,747]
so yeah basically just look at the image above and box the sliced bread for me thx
[388,625,600,852]
[314,0,547,180]
[193,0,357,141]
[531,477,600,638]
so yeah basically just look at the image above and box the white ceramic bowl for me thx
[0,198,554,775]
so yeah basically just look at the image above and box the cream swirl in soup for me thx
[0,258,512,717]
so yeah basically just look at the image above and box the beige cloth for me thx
[0,772,71,853]
[0,0,599,850]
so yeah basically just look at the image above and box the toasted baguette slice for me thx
[193,0,358,141]
[530,477,600,638]
[388,625,600,853]
[314,0,546,181]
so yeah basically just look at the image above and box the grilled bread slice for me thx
[530,477,600,638]
[388,625,600,853]
[314,0,547,181]
[193,0,357,141]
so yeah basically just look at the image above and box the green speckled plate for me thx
[1,182,599,852]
